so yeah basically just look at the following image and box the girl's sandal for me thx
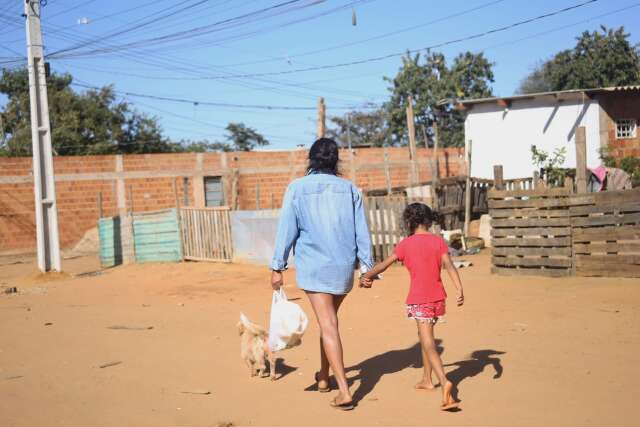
[314,372,330,393]
[330,397,354,411]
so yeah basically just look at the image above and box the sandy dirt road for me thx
[0,252,638,427]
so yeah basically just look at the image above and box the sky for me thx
[0,0,639,150]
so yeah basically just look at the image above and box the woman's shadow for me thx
[305,341,442,403]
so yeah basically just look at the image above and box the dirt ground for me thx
[0,251,638,427]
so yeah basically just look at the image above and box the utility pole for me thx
[317,97,326,139]
[405,96,418,185]
[24,0,61,272]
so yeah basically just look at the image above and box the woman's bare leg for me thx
[416,320,455,407]
[307,292,351,404]
[318,295,346,389]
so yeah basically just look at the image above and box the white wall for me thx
[465,97,602,179]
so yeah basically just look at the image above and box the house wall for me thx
[464,96,602,179]
[597,91,640,160]
[0,147,464,254]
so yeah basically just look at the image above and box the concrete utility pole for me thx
[25,0,61,272]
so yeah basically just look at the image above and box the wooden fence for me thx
[180,206,233,262]
[364,196,419,262]
[489,187,640,278]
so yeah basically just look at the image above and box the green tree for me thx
[0,68,174,156]
[326,107,388,147]
[222,122,269,151]
[384,51,494,147]
[518,26,640,93]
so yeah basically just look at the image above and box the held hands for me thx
[359,274,374,288]
[271,270,283,290]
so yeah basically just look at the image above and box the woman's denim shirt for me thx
[271,173,373,294]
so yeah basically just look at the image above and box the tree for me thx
[326,107,388,147]
[222,122,269,151]
[384,51,494,147]
[518,26,640,93]
[0,68,175,156]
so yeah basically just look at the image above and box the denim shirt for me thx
[270,173,374,295]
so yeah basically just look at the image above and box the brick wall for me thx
[599,91,640,159]
[0,147,464,253]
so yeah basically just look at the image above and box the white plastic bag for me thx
[268,288,308,352]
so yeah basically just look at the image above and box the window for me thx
[204,176,224,207]
[616,119,637,139]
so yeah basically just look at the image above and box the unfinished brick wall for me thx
[599,91,640,159]
[0,147,463,253]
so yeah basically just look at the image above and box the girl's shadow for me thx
[444,350,505,402]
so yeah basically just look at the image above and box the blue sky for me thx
[1,0,638,149]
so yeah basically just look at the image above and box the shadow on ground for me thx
[305,341,505,406]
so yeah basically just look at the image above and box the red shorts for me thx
[406,300,446,323]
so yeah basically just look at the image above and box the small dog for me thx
[237,313,276,380]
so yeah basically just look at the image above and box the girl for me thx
[360,202,464,411]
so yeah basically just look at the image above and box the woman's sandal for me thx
[330,397,354,411]
[314,372,331,393]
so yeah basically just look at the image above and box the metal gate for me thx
[180,206,233,262]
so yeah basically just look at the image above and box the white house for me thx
[458,86,640,179]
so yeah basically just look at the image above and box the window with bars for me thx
[204,176,224,207]
[616,119,637,139]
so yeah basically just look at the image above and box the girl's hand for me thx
[456,290,464,306]
[271,270,283,290]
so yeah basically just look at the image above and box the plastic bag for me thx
[268,288,308,352]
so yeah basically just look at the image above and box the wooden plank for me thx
[571,212,640,228]
[576,263,640,277]
[575,126,587,193]
[492,237,571,247]
[492,256,572,268]
[491,266,572,277]
[569,201,640,216]
[491,217,570,228]
[576,254,640,266]
[573,242,640,254]
[492,246,572,257]
[489,208,569,219]
[489,197,575,209]
[491,227,571,237]
[589,187,640,205]
[487,187,571,199]
[573,225,640,242]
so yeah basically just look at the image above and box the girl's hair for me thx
[403,202,439,234]
[307,138,339,175]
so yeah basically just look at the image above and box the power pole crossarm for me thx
[25,0,62,272]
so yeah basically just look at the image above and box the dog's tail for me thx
[239,313,268,337]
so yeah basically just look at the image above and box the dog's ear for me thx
[237,322,245,335]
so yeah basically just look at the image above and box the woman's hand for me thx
[271,270,283,290]
[359,274,373,288]
[456,289,464,306]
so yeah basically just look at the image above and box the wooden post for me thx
[270,192,275,209]
[432,122,440,211]
[493,165,504,190]
[173,178,180,208]
[97,192,103,218]
[575,126,587,193]
[383,148,392,196]
[533,171,540,190]
[317,97,326,139]
[564,176,574,192]
[464,139,472,237]
[406,96,418,185]
[182,177,189,206]
[173,178,185,260]
[231,169,239,210]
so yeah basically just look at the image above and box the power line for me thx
[54,0,598,80]
[70,81,381,111]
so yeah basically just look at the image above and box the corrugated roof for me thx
[457,86,640,106]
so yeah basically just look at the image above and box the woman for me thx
[270,138,373,410]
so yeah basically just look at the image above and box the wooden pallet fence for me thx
[570,188,640,278]
[180,206,233,262]
[488,187,574,277]
[132,209,183,263]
